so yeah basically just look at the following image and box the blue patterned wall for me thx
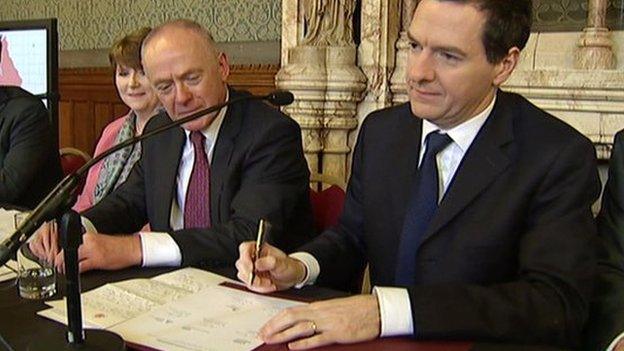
[0,0,281,50]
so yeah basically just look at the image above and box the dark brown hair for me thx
[108,27,151,70]
[439,0,532,63]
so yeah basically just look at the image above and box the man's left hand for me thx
[260,294,381,350]
[53,232,143,273]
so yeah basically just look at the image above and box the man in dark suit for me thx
[235,0,599,349]
[585,130,624,351]
[0,86,62,209]
[30,20,313,271]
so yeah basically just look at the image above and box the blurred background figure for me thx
[0,84,62,209]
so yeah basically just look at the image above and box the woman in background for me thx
[74,27,160,211]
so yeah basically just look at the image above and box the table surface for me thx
[0,266,570,351]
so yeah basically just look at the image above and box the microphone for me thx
[0,89,295,266]
[266,90,294,106]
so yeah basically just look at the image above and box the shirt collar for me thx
[422,93,496,153]
[183,89,229,142]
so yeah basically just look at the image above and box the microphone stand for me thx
[0,90,294,350]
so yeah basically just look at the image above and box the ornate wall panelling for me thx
[0,0,282,50]
[277,0,367,183]
[58,65,278,155]
[505,0,623,160]
[503,70,624,160]
[532,0,624,31]
[357,0,402,122]
[389,0,416,105]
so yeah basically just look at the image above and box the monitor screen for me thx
[0,18,58,143]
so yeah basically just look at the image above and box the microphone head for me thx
[265,90,294,106]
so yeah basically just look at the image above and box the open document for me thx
[110,285,305,351]
[39,267,236,328]
[38,267,306,351]
[0,260,17,283]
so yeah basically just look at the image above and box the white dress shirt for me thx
[293,94,497,337]
[607,332,624,351]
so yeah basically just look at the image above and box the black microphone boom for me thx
[0,90,294,266]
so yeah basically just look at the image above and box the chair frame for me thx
[59,147,91,163]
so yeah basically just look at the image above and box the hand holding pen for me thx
[249,219,271,285]
[236,220,308,293]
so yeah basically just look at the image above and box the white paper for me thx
[44,284,159,328]
[0,209,20,241]
[38,268,232,329]
[0,260,18,283]
[110,285,305,351]
[152,267,237,293]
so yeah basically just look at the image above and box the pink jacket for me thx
[73,113,129,212]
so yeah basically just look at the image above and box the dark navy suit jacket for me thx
[300,90,599,348]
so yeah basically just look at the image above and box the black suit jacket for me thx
[0,86,62,209]
[300,91,599,347]
[585,130,624,351]
[83,89,314,267]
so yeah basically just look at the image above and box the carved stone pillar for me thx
[575,0,616,69]
[389,0,417,104]
[357,0,401,118]
[277,1,366,182]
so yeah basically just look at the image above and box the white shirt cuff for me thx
[289,252,320,288]
[606,331,624,351]
[373,286,414,337]
[80,216,97,233]
[138,232,182,267]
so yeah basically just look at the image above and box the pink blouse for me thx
[73,113,130,212]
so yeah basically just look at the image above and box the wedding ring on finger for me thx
[308,321,317,335]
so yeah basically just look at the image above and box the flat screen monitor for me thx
[0,18,58,144]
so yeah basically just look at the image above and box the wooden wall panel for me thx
[58,101,74,147]
[58,64,278,155]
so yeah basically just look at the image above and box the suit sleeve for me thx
[171,116,311,267]
[585,130,624,350]
[0,99,55,204]
[298,119,369,291]
[407,136,599,347]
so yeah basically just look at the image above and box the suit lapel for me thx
[209,88,244,222]
[423,95,514,242]
[392,107,423,217]
[153,125,185,230]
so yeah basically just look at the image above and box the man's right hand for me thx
[235,241,307,293]
[28,221,59,265]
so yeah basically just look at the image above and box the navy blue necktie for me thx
[395,131,452,285]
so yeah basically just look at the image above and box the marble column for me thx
[389,0,417,104]
[575,0,616,69]
[277,0,367,182]
[357,0,401,118]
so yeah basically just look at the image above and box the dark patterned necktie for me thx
[184,131,211,229]
[395,131,452,285]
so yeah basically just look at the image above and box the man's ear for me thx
[218,52,230,81]
[492,47,520,87]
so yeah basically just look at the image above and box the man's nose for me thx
[407,51,435,83]
[174,84,192,105]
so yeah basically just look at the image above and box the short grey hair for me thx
[141,19,219,58]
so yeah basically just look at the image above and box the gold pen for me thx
[249,219,267,285]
